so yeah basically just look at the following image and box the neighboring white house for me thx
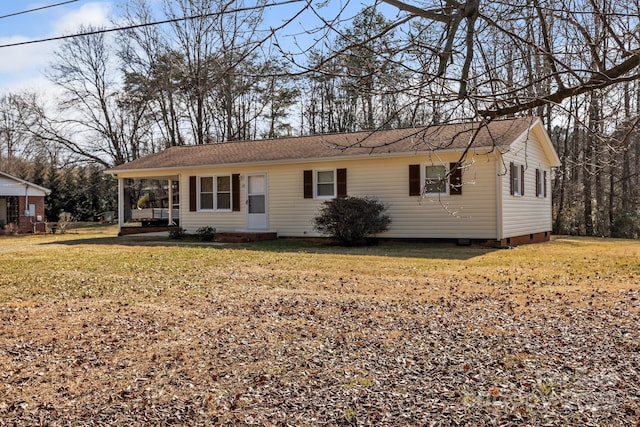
[0,171,51,234]
[106,117,561,245]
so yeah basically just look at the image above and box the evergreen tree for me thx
[45,162,63,222]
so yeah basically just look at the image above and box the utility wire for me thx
[0,0,81,20]
[0,0,304,49]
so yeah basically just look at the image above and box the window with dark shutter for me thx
[409,164,420,196]
[189,176,197,211]
[449,162,462,195]
[543,171,548,198]
[520,165,525,196]
[337,168,347,197]
[232,174,240,211]
[303,170,313,198]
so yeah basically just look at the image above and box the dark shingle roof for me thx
[108,117,537,172]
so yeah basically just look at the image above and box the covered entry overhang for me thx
[104,168,180,234]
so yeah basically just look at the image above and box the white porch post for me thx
[167,179,173,225]
[118,177,125,233]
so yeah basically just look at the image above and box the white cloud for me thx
[0,2,113,95]
[0,39,50,74]
[0,75,61,98]
[52,2,113,35]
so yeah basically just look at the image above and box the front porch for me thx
[112,175,180,233]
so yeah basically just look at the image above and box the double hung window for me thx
[303,169,347,199]
[536,168,547,198]
[424,165,448,195]
[199,175,232,211]
[409,163,462,196]
[316,170,336,198]
[510,163,524,196]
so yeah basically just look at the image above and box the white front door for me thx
[246,174,267,229]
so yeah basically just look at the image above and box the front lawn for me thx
[0,232,638,425]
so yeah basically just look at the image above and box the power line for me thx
[0,0,81,20]
[0,0,304,49]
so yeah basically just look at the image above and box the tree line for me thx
[0,0,638,237]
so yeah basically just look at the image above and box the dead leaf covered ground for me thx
[0,231,639,426]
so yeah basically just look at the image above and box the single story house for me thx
[106,117,561,245]
[0,171,51,234]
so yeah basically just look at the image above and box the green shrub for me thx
[313,196,391,245]
[168,227,187,239]
[196,226,216,241]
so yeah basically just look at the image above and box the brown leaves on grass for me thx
[1,292,640,426]
[0,236,639,425]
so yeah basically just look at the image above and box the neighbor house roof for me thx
[107,117,550,174]
[0,171,51,195]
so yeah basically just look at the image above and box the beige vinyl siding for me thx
[500,130,554,238]
[267,151,498,239]
[178,168,245,232]
[142,150,500,238]
[268,165,317,233]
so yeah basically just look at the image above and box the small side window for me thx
[410,164,461,196]
[536,169,545,198]
[424,165,448,195]
[316,170,335,197]
[510,162,524,197]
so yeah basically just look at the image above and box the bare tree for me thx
[362,0,640,119]
[0,0,638,236]
[119,0,188,147]
[289,0,639,237]
[120,0,279,144]
[29,27,152,166]
[0,93,32,173]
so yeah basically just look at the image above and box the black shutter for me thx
[232,174,240,211]
[336,168,347,197]
[409,164,421,196]
[189,176,197,211]
[520,165,525,196]
[509,162,514,195]
[303,170,313,198]
[536,169,540,197]
[449,162,462,195]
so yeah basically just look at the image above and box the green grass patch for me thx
[0,230,638,307]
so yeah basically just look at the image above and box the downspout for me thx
[495,152,503,242]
